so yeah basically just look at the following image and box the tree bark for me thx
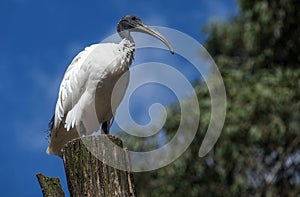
[36,173,65,197]
[62,135,136,197]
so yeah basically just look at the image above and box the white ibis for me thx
[46,15,174,157]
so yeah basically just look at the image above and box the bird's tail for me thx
[46,118,80,157]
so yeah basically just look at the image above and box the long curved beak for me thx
[133,22,174,54]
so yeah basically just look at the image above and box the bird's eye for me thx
[131,16,136,20]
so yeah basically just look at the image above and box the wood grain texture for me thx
[62,135,136,197]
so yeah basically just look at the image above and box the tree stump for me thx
[36,173,65,197]
[37,135,136,197]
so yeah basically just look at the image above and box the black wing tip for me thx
[47,115,55,138]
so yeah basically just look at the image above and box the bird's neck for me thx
[118,30,134,42]
[120,37,135,55]
[119,38,135,67]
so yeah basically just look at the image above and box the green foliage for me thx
[131,0,300,196]
[205,0,300,69]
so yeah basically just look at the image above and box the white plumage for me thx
[47,15,174,157]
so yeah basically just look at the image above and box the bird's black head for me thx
[117,15,142,32]
[116,14,174,54]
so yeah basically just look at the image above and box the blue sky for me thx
[0,0,237,196]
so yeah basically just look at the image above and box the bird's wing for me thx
[53,44,99,130]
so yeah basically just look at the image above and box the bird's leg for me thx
[78,121,87,136]
[110,117,115,127]
[101,121,110,134]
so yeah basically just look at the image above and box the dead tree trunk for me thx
[36,173,65,197]
[37,135,136,197]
